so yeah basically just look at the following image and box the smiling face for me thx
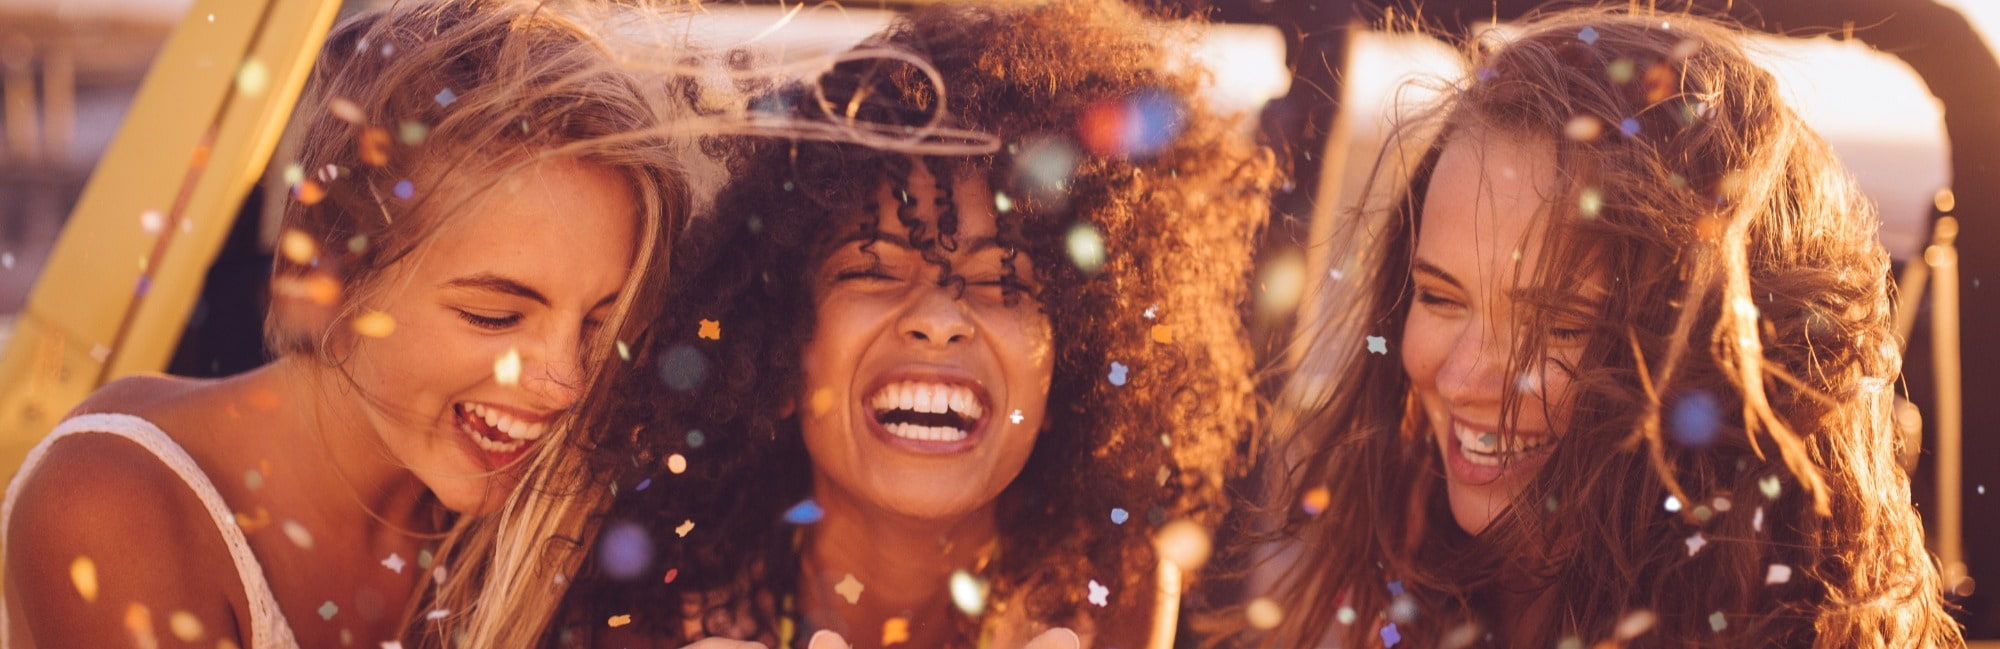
[1404,130,1599,534]
[339,156,637,515]
[798,162,1055,521]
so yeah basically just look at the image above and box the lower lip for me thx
[1442,430,1551,487]
[453,408,534,470]
[864,412,988,455]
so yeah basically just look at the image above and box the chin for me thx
[1446,489,1500,535]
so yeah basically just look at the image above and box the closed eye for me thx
[835,268,898,282]
[457,310,521,330]
[1415,289,1462,308]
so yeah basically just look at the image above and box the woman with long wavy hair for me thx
[1254,8,1960,648]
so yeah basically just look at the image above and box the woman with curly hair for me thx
[554,2,1275,647]
[1254,8,1961,648]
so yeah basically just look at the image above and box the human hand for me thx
[804,628,1081,649]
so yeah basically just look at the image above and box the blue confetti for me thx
[393,179,414,200]
[1382,623,1401,647]
[597,521,653,581]
[1387,580,1405,597]
[434,88,457,106]
[1670,390,1723,448]
[1619,117,1641,138]
[783,499,825,525]
[635,478,652,492]
[1579,26,1600,44]
[1110,508,1129,525]
[1108,362,1129,386]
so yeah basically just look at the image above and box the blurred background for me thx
[0,0,1994,639]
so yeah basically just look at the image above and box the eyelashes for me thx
[457,310,522,330]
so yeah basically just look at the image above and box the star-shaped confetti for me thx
[1685,532,1707,556]
[319,601,339,620]
[1381,623,1401,647]
[435,88,457,106]
[835,574,864,604]
[697,319,721,340]
[675,520,695,537]
[1087,580,1109,607]
[1108,362,1129,386]
[1009,410,1024,424]
[810,388,835,416]
[1366,336,1387,355]
[382,553,406,574]
[1578,26,1600,43]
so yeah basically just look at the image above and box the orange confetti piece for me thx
[70,557,98,602]
[697,319,721,340]
[1302,486,1331,515]
[234,507,271,533]
[279,230,317,265]
[667,454,687,474]
[329,97,364,124]
[675,520,695,537]
[607,614,632,628]
[359,127,391,166]
[295,180,326,206]
[810,388,835,417]
[352,311,396,338]
[1149,324,1176,344]
[882,617,910,646]
[169,611,205,642]
[125,603,158,649]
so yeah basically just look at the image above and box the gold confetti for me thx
[1155,519,1213,571]
[810,388,835,417]
[233,507,271,533]
[607,615,632,628]
[1246,597,1283,630]
[217,639,241,649]
[1615,610,1658,640]
[667,454,687,474]
[125,603,158,649]
[1149,324,1175,344]
[697,319,721,340]
[282,520,314,550]
[279,230,317,265]
[169,611,205,642]
[835,573,865,605]
[1935,188,1956,214]
[295,180,326,206]
[675,519,694,537]
[1564,115,1602,141]
[352,311,396,338]
[882,617,910,646]
[236,59,269,97]
[70,557,98,602]
[329,98,365,124]
[1301,486,1331,515]
[494,348,522,387]
[359,127,391,166]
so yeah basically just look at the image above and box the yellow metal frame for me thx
[0,0,340,485]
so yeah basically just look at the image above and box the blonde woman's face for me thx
[1403,131,1594,534]
[343,156,637,514]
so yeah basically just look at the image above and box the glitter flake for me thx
[836,574,865,604]
[1087,580,1109,607]
[1366,336,1388,355]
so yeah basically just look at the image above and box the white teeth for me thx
[883,421,969,443]
[457,403,550,445]
[867,381,986,423]
[1453,422,1551,466]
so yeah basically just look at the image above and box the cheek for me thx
[1399,314,1445,389]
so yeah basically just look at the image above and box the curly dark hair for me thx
[558,1,1276,646]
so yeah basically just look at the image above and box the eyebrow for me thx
[1412,260,1463,289]
[833,232,1003,254]
[440,273,620,310]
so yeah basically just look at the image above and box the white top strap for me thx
[2,413,300,649]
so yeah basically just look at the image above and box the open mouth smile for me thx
[451,401,552,468]
[864,376,991,451]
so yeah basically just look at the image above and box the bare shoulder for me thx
[68,373,210,417]
[4,432,244,647]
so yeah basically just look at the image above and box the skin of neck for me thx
[254,354,438,530]
[799,470,1001,648]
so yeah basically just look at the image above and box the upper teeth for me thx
[869,381,985,421]
[462,403,550,441]
[1454,422,1551,465]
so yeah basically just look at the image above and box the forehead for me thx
[413,157,638,279]
[1417,129,1560,283]
[854,160,1001,240]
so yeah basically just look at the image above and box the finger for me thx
[1024,627,1082,649]
[807,630,852,649]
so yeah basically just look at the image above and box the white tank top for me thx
[1,413,301,649]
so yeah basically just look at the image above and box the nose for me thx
[1434,315,1510,408]
[900,282,975,346]
[520,327,590,411]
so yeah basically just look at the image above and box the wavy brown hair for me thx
[560,1,1276,646]
[1255,8,1959,649]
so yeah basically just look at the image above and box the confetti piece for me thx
[882,617,910,646]
[616,340,631,361]
[1554,637,1580,649]
[598,521,654,580]
[658,344,707,391]
[1670,391,1721,447]
[1578,26,1600,43]
[1564,115,1603,143]
[140,210,165,234]
[242,469,264,491]
[949,570,989,616]
[1753,507,1764,532]
[425,609,449,621]
[1016,137,1080,198]
[667,454,687,474]
[1336,606,1357,625]
[1388,595,1417,623]
[1009,410,1024,424]
[1149,324,1175,344]
[1577,187,1603,219]
[1685,532,1707,556]
[70,557,98,602]
[383,553,405,573]
[783,499,825,525]
[1607,59,1636,83]
[283,520,314,549]
[431,566,446,584]
[1387,580,1405,596]
[382,643,401,649]
[1366,336,1387,355]
[236,59,269,97]
[280,230,317,264]
[686,430,706,448]
[1712,497,1732,512]
[1110,508,1129,525]
[1765,564,1792,585]
[1066,223,1106,274]
[635,479,652,491]
[2,253,13,269]
[1708,611,1727,632]
[1302,486,1331,515]
[607,615,631,628]
[397,121,428,146]
[1246,597,1283,630]
[994,192,1014,214]
[359,127,391,166]
[1619,117,1641,138]
[417,549,434,569]
[434,88,457,106]
[352,311,396,338]
[169,611,204,642]
[1936,188,1957,214]
[1381,622,1401,647]
[319,601,339,621]
[675,520,694,537]
[393,179,415,200]
[1664,496,1682,513]
[234,507,271,532]
[836,573,865,604]
[1108,362,1128,386]
[809,388,835,417]
[697,319,721,340]
[1155,519,1213,571]
[1615,610,1657,640]
[663,568,678,583]
[1758,475,1781,499]
[494,348,522,386]
[126,603,158,649]
[1087,580,1110,607]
